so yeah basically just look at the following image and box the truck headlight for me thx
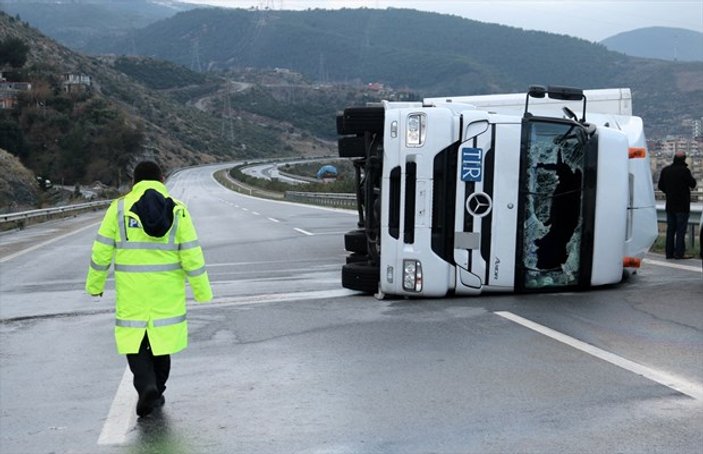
[406,113,426,147]
[402,259,423,292]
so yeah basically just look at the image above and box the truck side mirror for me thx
[524,85,547,116]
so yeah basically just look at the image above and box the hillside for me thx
[0,0,192,51]
[0,148,39,210]
[601,27,703,62]
[94,7,703,137]
[0,12,306,198]
[102,7,625,93]
[1,6,702,212]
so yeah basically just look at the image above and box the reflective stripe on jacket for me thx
[85,180,213,355]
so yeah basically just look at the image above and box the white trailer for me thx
[337,86,658,297]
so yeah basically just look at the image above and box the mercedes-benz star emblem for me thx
[465,192,493,217]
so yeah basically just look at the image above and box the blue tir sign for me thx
[461,147,483,182]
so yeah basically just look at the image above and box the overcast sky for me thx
[183,0,703,42]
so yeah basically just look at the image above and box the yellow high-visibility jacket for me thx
[85,180,212,355]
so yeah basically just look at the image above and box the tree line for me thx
[0,36,144,186]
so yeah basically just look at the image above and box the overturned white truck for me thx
[337,86,658,297]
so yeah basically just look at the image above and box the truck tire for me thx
[344,230,367,254]
[346,253,368,264]
[338,136,366,158]
[337,107,384,135]
[342,263,379,293]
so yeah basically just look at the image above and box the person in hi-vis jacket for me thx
[86,161,212,418]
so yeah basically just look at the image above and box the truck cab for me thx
[338,86,658,297]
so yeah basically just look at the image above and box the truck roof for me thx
[424,88,633,116]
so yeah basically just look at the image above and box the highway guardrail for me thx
[0,200,111,231]
[656,203,701,250]
[284,191,356,209]
[213,169,284,200]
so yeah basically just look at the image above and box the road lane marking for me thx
[267,217,280,223]
[195,288,359,309]
[206,258,337,268]
[0,221,100,263]
[98,366,136,445]
[208,265,339,278]
[294,228,314,236]
[95,288,359,445]
[495,311,703,400]
[309,231,350,236]
[252,211,260,216]
[644,258,701,273]
[213,185,356,215]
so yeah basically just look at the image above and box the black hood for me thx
[130,189,176,238]
[673,155,688,166]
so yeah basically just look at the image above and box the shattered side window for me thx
[522,121,587,289]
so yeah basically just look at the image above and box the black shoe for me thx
[136,387,160,417]
[154,394,165,408]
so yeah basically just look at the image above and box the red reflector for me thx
[623,257,641,268]
[628,147,646,159]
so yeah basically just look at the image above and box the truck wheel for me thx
[337,107,384,135]
[344,230,368,254]
[346,253,368,264]
[338,136,366,158]
[342,263,379,293]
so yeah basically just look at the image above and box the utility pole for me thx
[319,52,326,85]
[221,81,234,143]
[191,38,202,73]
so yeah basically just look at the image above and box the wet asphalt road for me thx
[0,164,701,454]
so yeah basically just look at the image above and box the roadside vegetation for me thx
[229,161,356,195]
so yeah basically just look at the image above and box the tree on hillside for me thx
[0,118,27,158]
[0,38,29,69]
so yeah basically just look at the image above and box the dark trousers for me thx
[665,211,690,259]
[126,333,170,397]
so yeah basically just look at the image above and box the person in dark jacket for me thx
[658,151,697,259]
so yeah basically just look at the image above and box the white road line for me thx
[241,208,249,212]
[0,222,100,263]
[206,258,338,268]
[97,366,136,445]
[495,311,703,401]
[644,258,702,273]
[252,211,260,216]
[193,288,358,310]
[309,231,349,236]
[294,228,314,236]
[212,183,357,215]
[98,288,357,445]
[267,217,280,223]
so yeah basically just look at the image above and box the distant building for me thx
[692,119,702,139]
[367,82,385,92]
[649,136,703,202]
[62,73,92,94]
[655,136,700,156]
[0,81,32,109]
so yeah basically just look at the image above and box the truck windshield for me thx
[520,120,587,289]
